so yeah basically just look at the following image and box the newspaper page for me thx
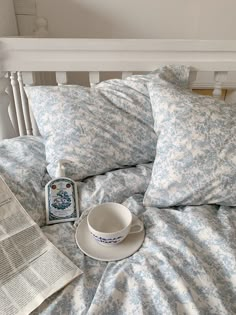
[0,177,83,315]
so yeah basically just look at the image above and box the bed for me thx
[0,38,236,315]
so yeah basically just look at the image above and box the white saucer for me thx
[75,216,145,262]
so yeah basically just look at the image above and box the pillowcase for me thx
[25,65,189,180]
[144,79,236,207]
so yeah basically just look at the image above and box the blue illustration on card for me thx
[51,190,72,210]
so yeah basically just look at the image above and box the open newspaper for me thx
[0,177,82,315]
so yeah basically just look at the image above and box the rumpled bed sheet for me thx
[1,137,235,315]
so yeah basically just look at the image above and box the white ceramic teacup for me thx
[87,202,143,246]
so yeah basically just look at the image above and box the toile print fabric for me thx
[2,63,236,314]
[0,136,49,226]
[0,134,235,314]
[24,65,189,180]
[35,201,236,315]
[144,79,236,207]
[0,135,153,225]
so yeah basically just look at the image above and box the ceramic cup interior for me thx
[87,202,143,246]
[88,203,131,233]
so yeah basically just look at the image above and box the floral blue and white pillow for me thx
[25,65,189,180]
[144,80,236,207]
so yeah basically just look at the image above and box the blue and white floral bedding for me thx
[0,136,235,315]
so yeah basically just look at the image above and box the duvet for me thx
[0,136,235,315]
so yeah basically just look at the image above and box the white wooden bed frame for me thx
[1,38,236,140]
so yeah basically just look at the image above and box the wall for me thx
[16,0,236,39]
[0,0,18,36]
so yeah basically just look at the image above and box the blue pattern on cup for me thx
[90,232,123,244]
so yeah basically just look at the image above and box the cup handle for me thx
[129,220,143,234]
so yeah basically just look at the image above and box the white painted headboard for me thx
[1,38,236,140]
